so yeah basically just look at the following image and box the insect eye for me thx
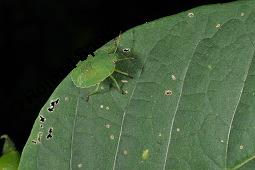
[122,48,131,53]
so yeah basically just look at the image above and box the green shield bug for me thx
[70,34,134,101]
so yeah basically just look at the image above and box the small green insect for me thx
[71,35,133,101]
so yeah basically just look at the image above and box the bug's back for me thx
[71,53,117,88]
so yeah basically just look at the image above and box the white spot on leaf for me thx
[171,74,176,80]
[216,24,221,28]
[240,145,244,150]
[110,134,115,140]
[100,105,104,109]
[241,12,245,16]
[187,12,194,18]
[176,128,180,132]
[123,150,128,155]
[77,164,82,168]
[106,106,110,110]
[105,124,111,128]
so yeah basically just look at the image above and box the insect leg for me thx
[114,69,133,78]
[109,75,124,94]
[107,32,122,53]
[86,83,100,101]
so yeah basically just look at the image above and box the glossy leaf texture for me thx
[19,0,255,169]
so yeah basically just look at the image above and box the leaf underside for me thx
[19,0,255,170]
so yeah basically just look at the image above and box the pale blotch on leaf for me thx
[216,24,221,28]
[122,48,131,53]
[164,90,172,96]
[105,124,111,128]
[124,90,128,94]
[123,150,128,155]
[208,65,212,70]
[176,128,180,132]
[187,12,194,18]
[64,97,69,101]
[241,12,245,16]
[171,74,176,80]
[106,106,110,110]
[240,145,244,150]
[121,80,128,83]
[158,133,162,137]
[220,140,224,143]
[110,134,115,140]
[37,132,43,143]
[142,149,149,160]
[100,105,104,109]
[100,86,105,90]
[77,164,83,168]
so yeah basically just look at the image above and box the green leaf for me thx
[19,0,255,169]
[0,135,20,170]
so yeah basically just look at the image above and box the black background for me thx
[0,0,233,152]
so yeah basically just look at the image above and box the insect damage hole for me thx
[47,98,60,112]
[48,106,54,112]
[46,127,53,140]
[46,133,53,140]
[122,48,131,53]
[39,115,46,123]
[164,90,172,96]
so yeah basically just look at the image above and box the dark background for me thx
[0,0,233,152]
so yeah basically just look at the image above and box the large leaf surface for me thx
[19,0,255,169]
